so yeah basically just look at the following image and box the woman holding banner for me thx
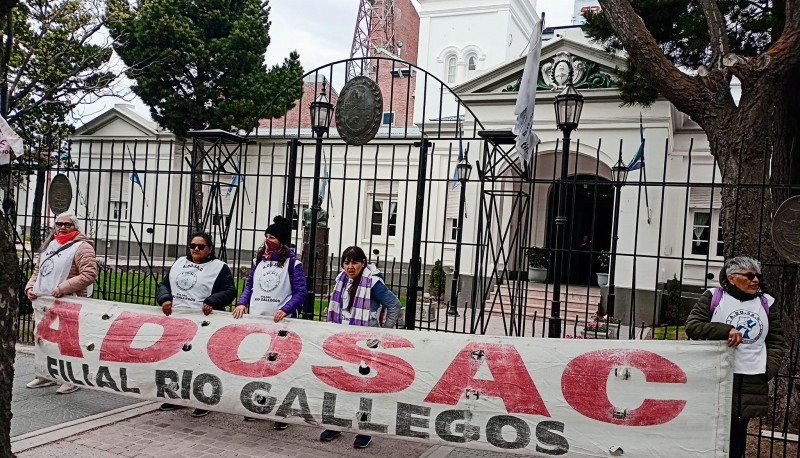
[157,231,236,417]
[233,215,306,428]
[685,256,785,458]
[25,212,97,394]
[319,245,402,449]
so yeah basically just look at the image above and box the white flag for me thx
[0,114,23,166]
[512,15,544,166]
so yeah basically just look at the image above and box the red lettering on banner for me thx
[312,332,415,393]
[207,324,302,377]
[424,343,549,416]
[562,349,687,426]
[99,312,198,363]
[36,300,84,358]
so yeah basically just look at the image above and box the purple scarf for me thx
[327,266,374,326]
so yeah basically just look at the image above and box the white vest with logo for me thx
[710,291,773,374]
[169,257,226,310]
[249,259,293,316]
[34,240,85,296]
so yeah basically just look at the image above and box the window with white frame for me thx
[450,218,459,240]
[467,56,477,71]
[446,56,457,84]
[365,182,399,240]
[109,173,130,220]
[687,188,724,258]
[382,112,395,125]
[111,201,128,220]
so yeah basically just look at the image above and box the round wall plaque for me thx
[49,174,73,215]
[334,76,383,146]
[772,196,800,263]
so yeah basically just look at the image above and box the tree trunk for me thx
[0,206,19,457]
[709,89,800,430]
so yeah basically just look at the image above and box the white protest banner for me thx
[33,297,733,456]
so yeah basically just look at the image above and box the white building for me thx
[18,1,725,327]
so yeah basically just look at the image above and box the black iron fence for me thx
[4,56,799,455]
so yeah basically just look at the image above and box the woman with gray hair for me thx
[685,256,785,458]
[24,212,97,394]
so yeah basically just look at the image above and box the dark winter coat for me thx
[685,290,785,418]
[156,257,237,311]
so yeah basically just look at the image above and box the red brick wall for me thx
[259,0,420,131]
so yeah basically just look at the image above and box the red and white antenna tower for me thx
[348,0,399,80]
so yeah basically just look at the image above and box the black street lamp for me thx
[548,71,584,338]
[448,150,472,317]
[606,152,629,317]
[304,82,334,320]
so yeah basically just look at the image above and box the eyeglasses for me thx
[188,243,208,251]
[732,272,761,281]
[55,222,74,228]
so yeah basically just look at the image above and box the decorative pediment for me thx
[503,51,617,92]
[454,32,625,96]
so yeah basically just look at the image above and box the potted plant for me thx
[525,246,549,282]
[582,314,622,339]
[596,250,610,286]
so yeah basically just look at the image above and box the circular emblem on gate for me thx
[335,76,383,146]
[49,174,73,215]
[725,309,764,344]
[40,258,54,277]
[258,268,280,293]
[772,196,800,263]
[176,271,197,291]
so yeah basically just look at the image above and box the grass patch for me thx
[652,325,688,340]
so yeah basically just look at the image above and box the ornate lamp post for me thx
[548,71,584,338]
[606,152,629,317]
[447,152,473,316]
[304,82,334,319]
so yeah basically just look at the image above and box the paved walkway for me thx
[11,350,140,437]
[11,345,514,457]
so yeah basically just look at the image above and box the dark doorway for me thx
[545,175,614,285]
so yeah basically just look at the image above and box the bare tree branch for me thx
[596,0,718,123]
[698,0,730,69]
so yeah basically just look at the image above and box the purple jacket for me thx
[237,249,307,317]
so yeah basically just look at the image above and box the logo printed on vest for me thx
[176,271,198,291]
[258,263,281,293]
[41,258,55,277]
[725,309,764,344]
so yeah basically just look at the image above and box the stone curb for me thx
[11,401,160,454]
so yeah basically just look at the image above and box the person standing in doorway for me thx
[157,231,237,417]
[25,212,97,394]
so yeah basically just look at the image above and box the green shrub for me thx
[662,275,687,325]
[428,259,446,298]
[525,247,549,269]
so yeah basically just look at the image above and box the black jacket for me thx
[156,257,237,310]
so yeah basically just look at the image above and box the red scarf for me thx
[54,231,78,245]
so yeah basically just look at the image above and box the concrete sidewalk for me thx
[11,347,141,437]
[11,345,513,457]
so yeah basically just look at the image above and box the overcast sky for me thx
[85,0,575,124]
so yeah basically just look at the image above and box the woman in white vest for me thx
[233,215,306,428]
[25,212,97,394]
[686,256,785,458]
[156,231,236,417]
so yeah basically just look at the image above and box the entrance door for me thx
[546,175,614,285]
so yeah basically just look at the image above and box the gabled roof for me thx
[454,28,626,96]
[73,104,163,137]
